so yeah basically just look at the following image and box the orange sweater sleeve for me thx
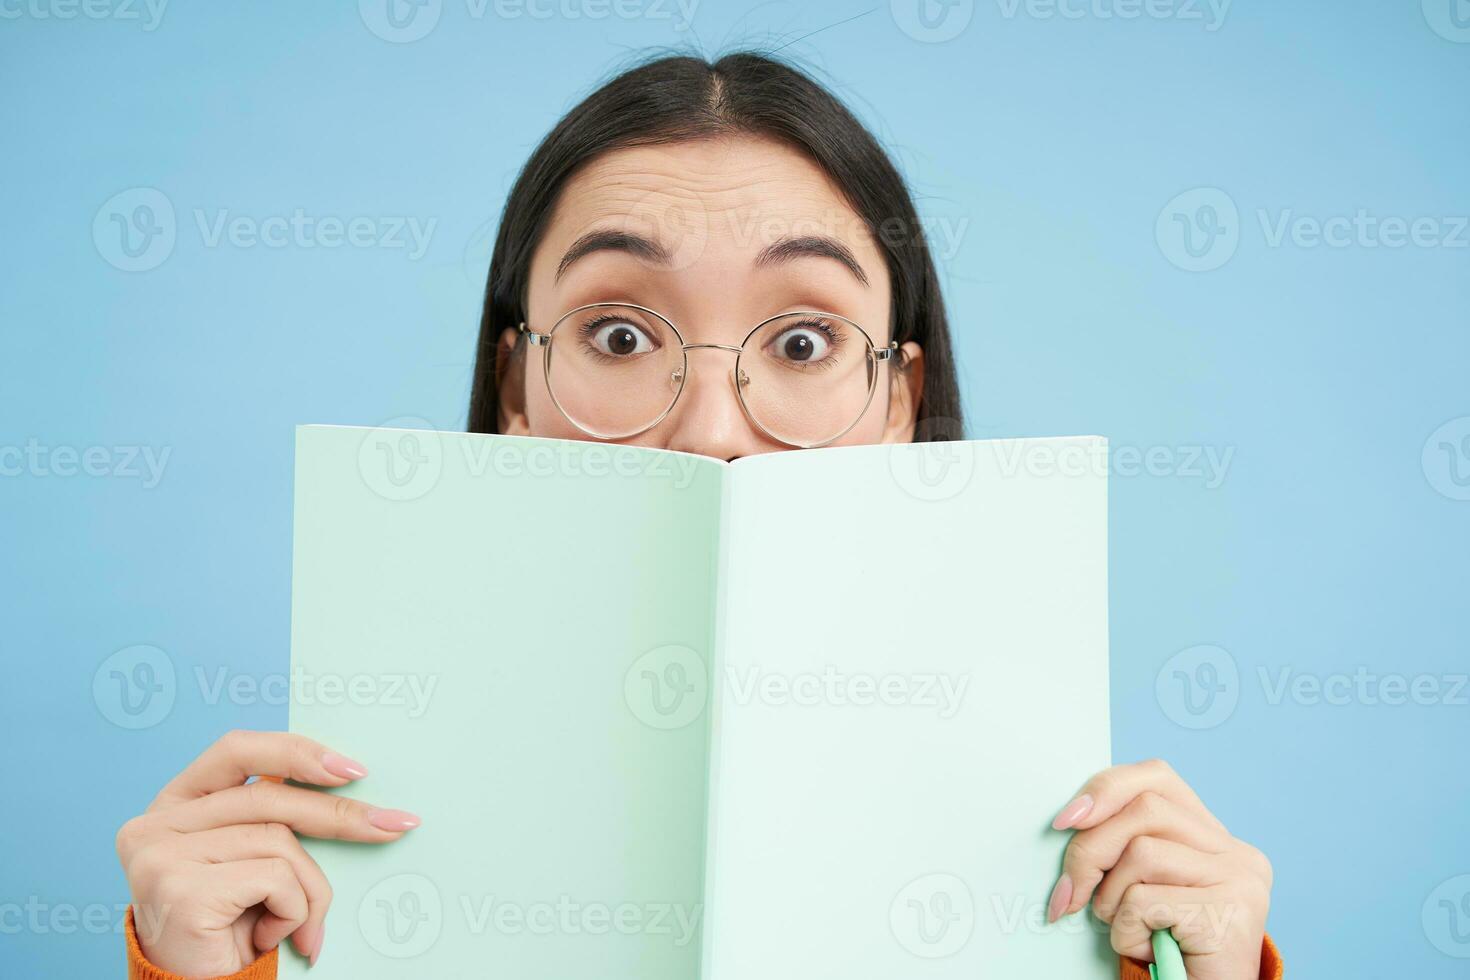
[1120,934,1282,980]
[127,906,1280,980]
[125,907,277,980]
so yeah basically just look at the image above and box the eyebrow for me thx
[755,235,869,287]
[555,229,671,281]
[554,228,870,287]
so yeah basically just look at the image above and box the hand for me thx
[116,730,420,979]
[1047,759,1271,980]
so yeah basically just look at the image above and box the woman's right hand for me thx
[116,730,420,978]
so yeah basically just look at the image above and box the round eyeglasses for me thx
[518,303,899,449]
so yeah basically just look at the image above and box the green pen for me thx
[1149,929,1187,980]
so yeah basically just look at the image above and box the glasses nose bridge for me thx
[670,342,749,392]
[680,342,744,355]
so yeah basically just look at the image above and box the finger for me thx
[196,858,310,954]
[1091,836,1223,923]
[161,780,421,841]
[151,730,369,809]
[1057,791,1229,917]
[1109,883,1237,961]
[1052,758,1222,831]
[1052,758,1223,833]
[170,824,332,963]
[1108,883,1184,961]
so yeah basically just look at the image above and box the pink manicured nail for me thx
[321,752,368,780]
[1051,794,1094,830]
[309,925,324,967]
[367,808,422,832]
[1046,874,1073,923]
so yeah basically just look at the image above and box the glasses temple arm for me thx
[518,321,550,347]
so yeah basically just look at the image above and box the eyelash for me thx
[774,317,847,371]
[575,313,658,363]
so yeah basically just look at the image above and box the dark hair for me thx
[467,51,963,442]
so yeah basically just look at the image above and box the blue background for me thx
[2,1,1468,976]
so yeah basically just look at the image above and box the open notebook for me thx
[282,425,1115,978]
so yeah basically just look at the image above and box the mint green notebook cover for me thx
[283,425,1115,979]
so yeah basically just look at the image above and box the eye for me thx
[768,323,833,363]
[586,318,657,357]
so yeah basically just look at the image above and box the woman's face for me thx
[497,136,925,461]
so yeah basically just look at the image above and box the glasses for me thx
[518,303,899,449]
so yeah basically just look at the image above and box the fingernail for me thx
[309,925,324,967]
[321,752,368,780]
[367,808,421,832]
[1046,873,1073,923]
[1051,794,1093,830]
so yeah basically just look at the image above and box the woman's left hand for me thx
[1047,759,1272,980]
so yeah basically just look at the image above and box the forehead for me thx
[531,136,888,286]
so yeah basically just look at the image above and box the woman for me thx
[118,52,1279,980]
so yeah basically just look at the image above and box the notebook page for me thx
[703,436,1115,979]
[283,426,724,978]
